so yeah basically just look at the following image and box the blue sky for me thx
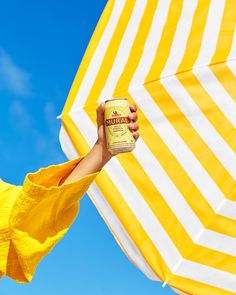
[0,1,174,294]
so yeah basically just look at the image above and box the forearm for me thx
[61,102,138,185]
[62,142,112,184]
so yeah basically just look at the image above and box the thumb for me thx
[96,102,105,127]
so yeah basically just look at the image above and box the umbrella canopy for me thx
[59,0,236,294]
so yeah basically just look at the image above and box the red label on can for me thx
[105,116,129,126]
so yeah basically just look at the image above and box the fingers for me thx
[128,122,140,141]
[128,104,138,122]
[128,123,140,141]
[130,104,137,112]
[128,112,138,122]
[128,104,139,141]
[133,131,139,140]
[128,122,139,132]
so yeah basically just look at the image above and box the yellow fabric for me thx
[59,0,236,294]
[0,156,99,283]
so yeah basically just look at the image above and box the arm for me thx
[3,102,139,283]
[62,102,139,184]
[61,143,111,185]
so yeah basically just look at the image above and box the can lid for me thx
[105,98,128,103]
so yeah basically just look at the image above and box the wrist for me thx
[94,140,112,164]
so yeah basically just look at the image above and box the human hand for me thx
[95,102,139,158]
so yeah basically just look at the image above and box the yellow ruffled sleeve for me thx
[1,156,99,283]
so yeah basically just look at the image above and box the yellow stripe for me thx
[95,168,170,282]
[145,0,184,82]
[61,113,171,283]
[123,93,236,274]
[211,0,236,64]
[61,0,115,115]
[146,81,236,201]
[117,88,236,239]
[227,63,236,77]
[87,190,150,277]
[69,96,236,277]
[98,154,236,295]
[178,70,236,153]
[170,274,236,295]
[61,1,236,293]
[84,0,136,110]
[177,0,211,73]
[67,98,236,275]
[62,114,90,155]
[113,0,159,95]
[63,113,236,295]
[117,130,236,275]
[211,63,236,102]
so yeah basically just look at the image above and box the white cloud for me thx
[0,48,31,96]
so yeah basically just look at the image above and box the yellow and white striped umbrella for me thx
[59,0,236,294]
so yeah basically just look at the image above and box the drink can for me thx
[104,98,136,155]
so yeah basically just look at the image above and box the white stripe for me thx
[161,75,236,179]
[87,183,160,281]
[129,86,236,220]
[60,122,160,281]
[171,286,187,295]
[70,109,236,293]
[59,124,159,281]
[98,0,148,103]
[133,138,236,256]
[193,67,236,128]
[176,259,236,293]
[61,0,236,290]
[71,0,126,110]
[228,26,236,60]
[70,110,181,270]
[227,60,236,76]
[66,105,236,256]
[194,0,225,67]
[129,0,171,87]
[59,125,79,159]
[199,229,236,256]
[160,0,198,78]
[217,198,236,218]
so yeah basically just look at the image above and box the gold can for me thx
[104,98,136,155]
